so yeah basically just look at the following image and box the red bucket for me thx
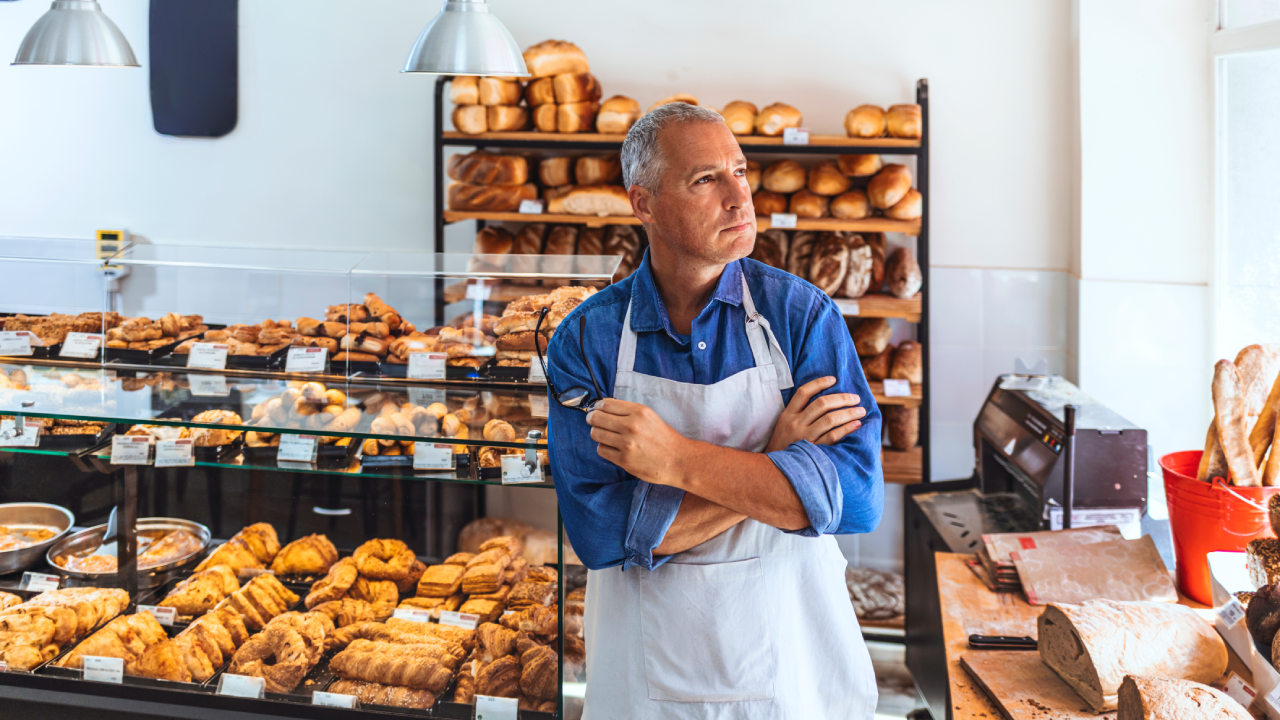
[1161,450,1280,604]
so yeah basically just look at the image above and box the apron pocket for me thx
[638,557,776,703]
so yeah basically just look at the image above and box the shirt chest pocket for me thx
[637,557,776,703]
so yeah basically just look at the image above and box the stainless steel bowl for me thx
[0,502,75,574]
[46,517,210,589]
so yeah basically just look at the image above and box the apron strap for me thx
[615,302,639,390]
[741,274,795,391]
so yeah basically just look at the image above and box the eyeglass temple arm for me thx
[535,309,559,395]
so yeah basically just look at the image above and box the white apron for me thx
[582,276,877,720]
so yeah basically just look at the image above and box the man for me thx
[546,102,883,718]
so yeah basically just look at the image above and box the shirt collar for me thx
[628,249,745,342]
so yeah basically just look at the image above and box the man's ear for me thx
[629,185,655,224]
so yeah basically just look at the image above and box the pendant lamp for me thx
[13,0,139,67]
[402,0,527,77]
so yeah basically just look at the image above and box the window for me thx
[1223,0,1280,28]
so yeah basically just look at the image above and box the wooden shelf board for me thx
[859,615,905,630]
[443,281,604,305]
[871,381,922,407]
[882,445,922,484]
[836,293,922,322]
[442,130,920,150]
[443,211,919,235]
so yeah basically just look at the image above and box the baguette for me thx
[1196,422,1229,482]
[1250,350,1280,468]
[1214,359,1260,486]
[1265,414,1280,486]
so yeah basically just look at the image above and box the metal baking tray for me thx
[46,517,211,590]
[39,621,226,690]
[37,422,117,450]
[0,502,76,575]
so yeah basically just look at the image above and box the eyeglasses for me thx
[536,307,607,413]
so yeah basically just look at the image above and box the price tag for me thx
[518,199,545,215]
[238,567,275,579]
[186,343,229,370]
[475,694,519,720]
[466,283,492,301]
[0,419,41,447]
[501,454,543,485]
[1266,680,1280,712]
[1219,598,1246,627]
[313,692,359,709]
[278,434,318,463]
[769,213,798,229]
[59,332,102,359]
[413,443,454,471]
[189,374,230,397]
[832,298,860,316]
[138,605,177,626]
[0,660,8,673]
[392,607,433,623]
[408,352,447,380]
[782,127,810,145]
[439,610,480,630]
[218,673,266,699]
[528,358,547,383]
[82,655,124,683]
[529,393,549,419]
[19,572,60,592]
[408,387,446,408]
[110,435,152,465]
[502,609,515,616]
[0,331,33,356]
[285,347,327,373]
[883,379,912,398]
[155,438,195,467]
[1222,672,1255,708]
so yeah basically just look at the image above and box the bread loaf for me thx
[450,76,479,105]
[646,93,698,114]
[885,406,918,450]
[447,152,529,186]
[596,96,641,134]
[787,232,818,280]
[749,229,788,270]
[808,234,850,297]
[885,188,922,221]
[575,155,621,186]
[745,161,762,193]
[604,225,641,281]
[522,40,589,78]
[553,73,601,104]
[762,160,807,194]
[539,157,574,188]
[548,185,631,217]
[487,105,528,132]
[865,233,886,291]
[1037,600,1228,713]
[558,101,599,133]
[532,104,558,133]
[1246,583,1280,653]
[889,341,922,383]
[840,236,873,299]
[752,190,788,217]
[452,105,487,135]
[544,225,578,255]
[852,318,892,356]
[789,190,829,219]
[474,227,514,255]
[808,161,852,196]
[577,226,604,256]
[886,104,923,139]
[722,101,757,135]
[754,102,802,136]
[885,247,922,299]
[479,77,522,106]
[861,346,893,381]
[831,190,870,220]
[837,154,883,177]
[1117,676,1250,720]
[845,105,886,138]
[512,224,545,254]
[525,77,556,106]
[447,183,538,212]
[868,164,913,209]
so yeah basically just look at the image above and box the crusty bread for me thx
[808,161,852,196]
[748,229,788,270]
[861,345,893,381]
[886,104,923,139]
[450,76,478,105]
[745,161,761,193]
[885,406,918,450]
[532,104,558,133]
[646,93,698,114]
[474,227,514,255]
[512,224,545,254]
[544,225,578,255]
[552,73,601,104]
[722,101,757,135]
[885,247,923,299]
[1117,676,1250,720]
[889,341,923,383]
[447,183,538,212]
[538,157,573,188]
[787,232,818,280]
[557,101,599,133]
[486,105,528,132]
[478,77,522,106]
[522,40,589,78]
[808,233,850,297]
[754,102,802,136]
[752,190,787,217]
[575,155,621,186]
[524,77,556,106]
[831,190,870,220]
[447,152,529,186]
[1214,359,1260,486]
[762,160,806,194]
[837,154,883,177]
[452,105,487,135]
[577,226,604,256]
[789,190,829,219]
[852,318,892,356]
[868,164,913,209]
[845,105,886,138]
[546,185,631,217]
[596,95,641,134]
[884,188,923,221]
[840,236,873,298]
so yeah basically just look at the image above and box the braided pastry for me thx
[329,639,454,692]
[305,558,358,609]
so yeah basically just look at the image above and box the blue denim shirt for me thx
[547,251,884,571]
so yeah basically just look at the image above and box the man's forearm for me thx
[653,492,746,556]
[671,441,809,531]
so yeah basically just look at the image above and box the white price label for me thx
[186,343,229,370]
[138,605,177,626]
[832,298,860,316]
[59,332,102,359]
[769,213,798,229]
[475,694,519,720]
[782,127,810,145]
[413,442,454,471]
[528,358,547,383]
[0,331,33,356]
[218,673,266,698]
[465,283,492,301]
[0,660,8,673]
[313,692,359,709]
[1266,680,1280,711]
[408,387,446,408]
[1219,598,1246,627]
[501,454,543,485]
[407,352,447,380]
[1223,672,1255,708]
[238,567,276,579]
[82,655,124,683]
[110,435,152,465]
[0,420,41,448]
[285,347,327,373]
[189,374,230,396]
[155,438,195,467]
[518,199,545,215]
[20,572,60,592]
[883,379,912,398]
[439,610,480,630]
[278,434,318,463]
[392,607,433,624]
[529,393,549,418]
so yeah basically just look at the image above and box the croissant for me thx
[159,565,240,616]
[270,534,338,575]
[477,655,520,698]
[476,622,518,662]
[520,644,558,700]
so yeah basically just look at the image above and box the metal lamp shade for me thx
[402,0,528,77]
[13,0,139,67]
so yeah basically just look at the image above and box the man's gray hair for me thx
[621,103,725,193]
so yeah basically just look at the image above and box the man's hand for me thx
[764,376,866,453]
[587,399,690,486]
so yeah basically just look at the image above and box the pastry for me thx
[886,103,923,138]
[762,160,806,194]
[483,419,517,442]
[449,76,478,105]
[844,105,886,137]
[853,318,892,356]
[270,534,338,576]
[885,188,923,221]
[447,152,529,186]
[190,409,243,447]
[789,189,829,219]
[861,345,893,381]
[553,72,601,104]
[447,183,538,212]
[886,406,918,450]
[159,565,239,617]
[478,655,521,698]
[417,564,466,598]
[885,247,923,298]
[807,160,852,196]
[868,164,913,209]
[558,101,599,133]
[754,102,802,136]
[508,581,556,609]
[752,190,788,217]
[722,100,757,135]
[538,157,573,188]
[330,639,455,693]
[596,95,642,134]
[520,644,559,700]
[837,154,883,177]
[808,233,850,297]
[524,77,555,106]
[451,105,487,135]
[575,154,622,186]
[487,105,528,132]
[353,539,417,581]
[1117,676,1250,720]
[745,160,761,193]
[522,39,589,78]
[831,189,870,219]
[889,341,923,384]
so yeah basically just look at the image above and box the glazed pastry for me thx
[520,644,559,700]
[159,565,240,617]
[270,534,338,576]
[330,639,455,692]
[353,538,417,581]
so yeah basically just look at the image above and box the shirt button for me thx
[698,341,707,350]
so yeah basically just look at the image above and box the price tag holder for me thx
[238,568,275,580]
[189,374,230,397]
[413,443,454,471]
[285,347,327,373]
[186,343,229,370]
[110,435,152,465]
[408,387,446,408]
[439,611,480,630]
[832,298,860,316]
[278,434,318,463]
[0,419,41,448]
[1222,672,1255,708]
[19,572,60,592]
[475,695,519,720]
[408,352,447,380]
[59,332,102,359]
[313,692,359,709]
[528,358,547,384]
[155,438,195,468]
[769,213,798,229]
[218,673,266,699]
[466,283,492,301]
[82,656,124,684]
[782,127,810,145]
[517,199,545,215]
[392,607,433,624]
[1219,598,1246,627]
[138,605,177,626]
[501,455,543,485]
[883,379,912,398]
[529,393,549,419]
[0,331,33,357]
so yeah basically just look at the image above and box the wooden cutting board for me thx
[960,651,1117,719]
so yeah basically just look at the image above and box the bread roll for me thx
[479,77,522,106]
[886,406,918,450]
[1117,676,1250,720]
[886,104,922,139]
[646,93,698,114]
[722,101,757,135]
[452,105,487,135]
[789,190,829,219]
[868,164,913,209]
[575,155,621,186]
[840,235,873,298]
[596,95,641,134]
[754,102,802,136]
[447,152,529,186]
[787,231,818,280]
[837,154,883,177]
[884,188,922,221]
[547,185,631,217]
[831,190,870,220]
[749,229,788,270]
[808,161,852,196]
[525,77,556,106]
[762,160,806,194]
[539,157,574,188]
[752,190,788,217]
[522,40,589,78]
[447,183,538,212]
[474,227,514,255]
[487,105,528,132]
[861,346,893,381]
[889,341,922,383]
[512,223,545,254]
[808,234,850,297]
[544,225,578,255]
[844,105,886,138]
[852,318,891,356]
[885,247,922,299]
[745,161,761,193]
[532,104,558,133]
[577,226,604,256]
[553,73,601,104]
[450,76,479,105]
[558,102,599,133]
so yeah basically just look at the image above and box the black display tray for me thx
[241,437,359,467]
[484,363,547,383]
[163,344,290,370]
[478,463,551,481]
[359,449,470,475]
[377,361,485,380]
[38,422,117,450]
[104,325,225,364]
[40,621,227,691]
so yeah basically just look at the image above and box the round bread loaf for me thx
[522,40,589,78]
[886,104,923,139]
[479,77,522,106]
[487,105,529,132]
[754,102,802,136]
[722,100,757,135]
[808,161,852,196]
[787,231,819,280]
[840,235,873,299]
[831,189,870,220]
[762,160,807,194]
[1247,583,1280,654]
[752,190,788,217]
[808,234,851,297]
[596,95,641,134]
[852,318,892,356]
[845,105,886,138]
[525,77,556,106]
[885,188,923,221]
[1118,676,1250,720]
[539,157,573,188]
[789,190,829,219]
[745,161,762,193]
[889,341,923,383]
[532,104,558,132]
[450,76,479,105]
[553,73,601,104]
[885,247,923,299]
[861,345,894,381]
[475,227,514,255]
[868,164,913,209]
[837,154,883,177]
[646,93,698,114]
[748,229,789,270]
[452,105,488,135]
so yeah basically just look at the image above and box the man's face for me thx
[631,121,755,265]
